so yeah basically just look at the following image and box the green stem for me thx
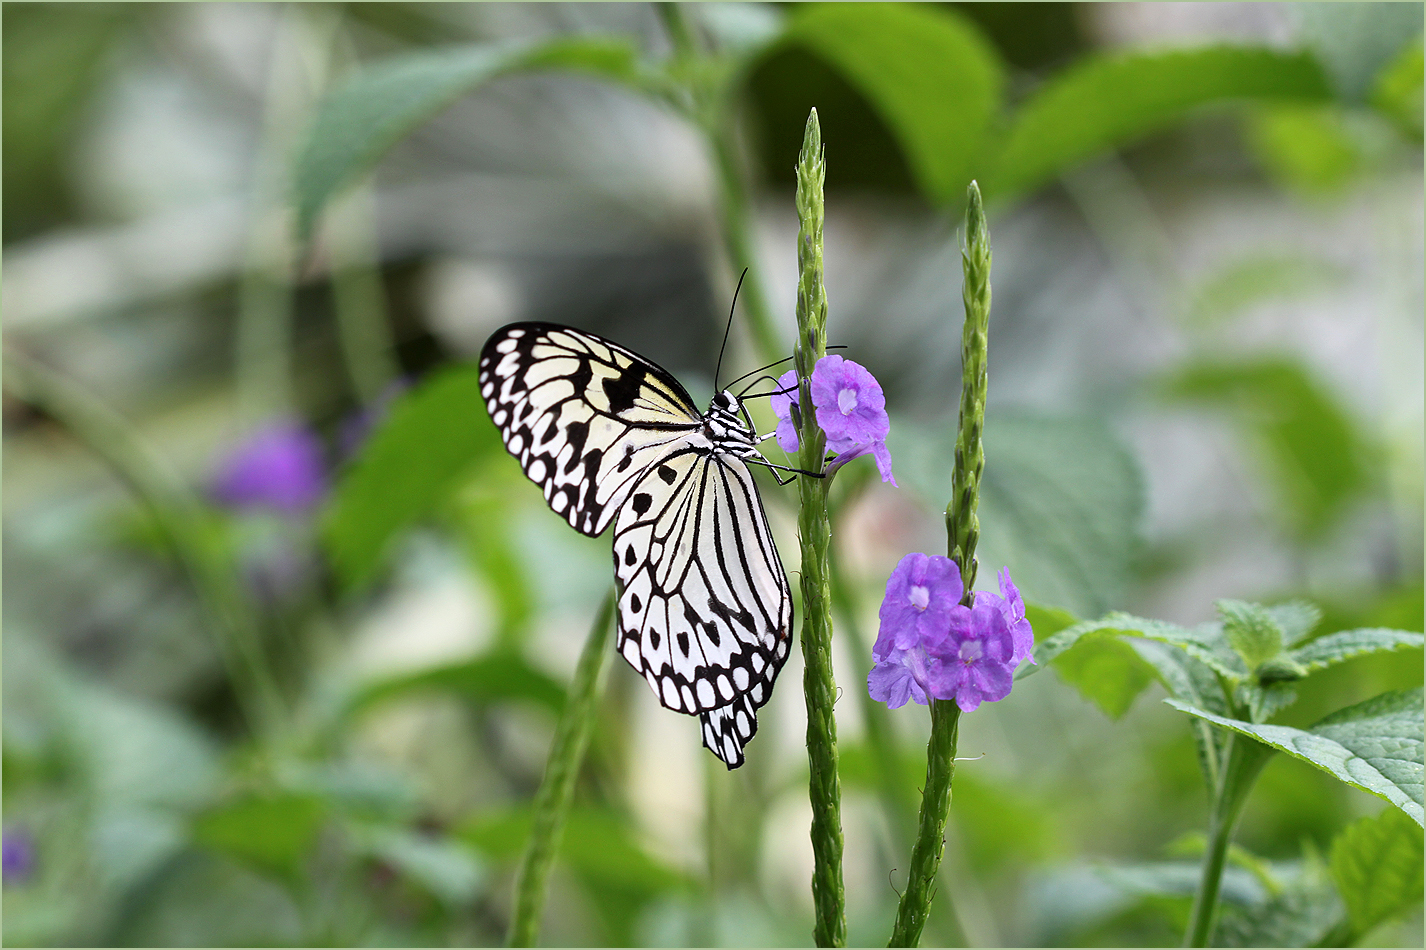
[890,181,992,948]
[1184,731,1272,947]
[794,108,845,949]
[507,590,616,948]
[3,349,284,736]
[656,1,782,367]
[326,184,401,405]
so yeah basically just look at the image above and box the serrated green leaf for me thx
[1158,357,1376,542]
[983,46,1330,200]
[293,38,639,240]
[1050,631,1155,719]
[1238,681,1299,724]
[1166,688,1424,825]
[348,650,567,720]
[1330,807,1425,937]
[1215,867,1342,947]
[192,792,327,880]
[1024,601,1078,642]
[1288,627,1424,673]
[1266,600,1323,647]
[784,3,1002,205]
[888,414,1143,619]
[321,366,501,590]
[1218,599,1285,672]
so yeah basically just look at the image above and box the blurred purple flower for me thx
[768,356,896,484]
[210,420,328,515]
[4,828,35,885]
[868,557,1031,712]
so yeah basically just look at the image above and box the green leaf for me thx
[1166,688,1425,825]
[1246,104,1362,196]
[357,826,486,908]
[1050,631,1156,719]
[348,650,567,719]
[1371,38,1423,140]
[1024,601,1079,642]
[783,3,1002,205]
[1266,600,1323,647]
[1288,627,1424,673]
[1218,599,1285,673]
[321,366,501,590]
[889,414,1144,618]
[1294,2,1424,103]
[984,46,1330,200]
[1330,806,1425,937]
[1215,863,1342,948]
[1184,253,1349,327]
[1158,357,1376,542]
[293,38,639,240]
[459,806,689,897]
[192,792,328,879]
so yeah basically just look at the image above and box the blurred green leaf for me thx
[984,46,1330,200]
[322,366,500,590]
[1025,601,1078,642]
[1288,628,1424,674]
[293,38,639,240]
[1167,688,1425,825]
[1159,357,1376,542]
[1370,37,1424,140]
[1215,862,1342,947]
[357,826,486,908]
[1185,254,1349,327]
[460,806,687,896]
[888,414,1144,618]
[1329,806,1424,937]
[192,792,327,880]
[1293,2,1424,103]
[348,649,567,719]
[784,3,1002,205]
[1219,599,1286,673]
[950,771,1061,872]
[455,491,534,647]
[1051,631,1156,719]
[1246,104,1362,196]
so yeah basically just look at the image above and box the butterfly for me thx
[478,322,797,768]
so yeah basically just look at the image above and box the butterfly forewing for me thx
[480,322,792,769]
[479,323,702,537]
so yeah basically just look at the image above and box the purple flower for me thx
[868,558,1032,712]
[4,828,35,885]
[874,553,964,655]
[933,599,1017,712]
[976,567,1036,667]
[769,369,802,454]
[210,420,328,515]
[768,356,896,484]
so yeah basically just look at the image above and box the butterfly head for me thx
[704,390,756,452]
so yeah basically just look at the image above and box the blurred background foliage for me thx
[2,2,1421,946]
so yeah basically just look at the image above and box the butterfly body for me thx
[479,323,792,768]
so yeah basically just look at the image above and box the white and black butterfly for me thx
[478,322,798,768]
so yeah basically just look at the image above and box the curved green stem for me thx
[507,590,616,947]
[3,349,284,737]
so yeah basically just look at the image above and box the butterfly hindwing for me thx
[479,323,702,537]
[612,448,792,767]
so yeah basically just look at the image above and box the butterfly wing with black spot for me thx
[611,447,793,769]
[479,323,703,537]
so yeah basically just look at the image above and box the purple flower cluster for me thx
[868,556,1033,712]
[770,355,896,485]
[3,827,34,885]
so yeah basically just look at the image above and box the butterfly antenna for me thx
[725,345,849,392]
[713,268,748,392]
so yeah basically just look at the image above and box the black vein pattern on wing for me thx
[479,323,702,538]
